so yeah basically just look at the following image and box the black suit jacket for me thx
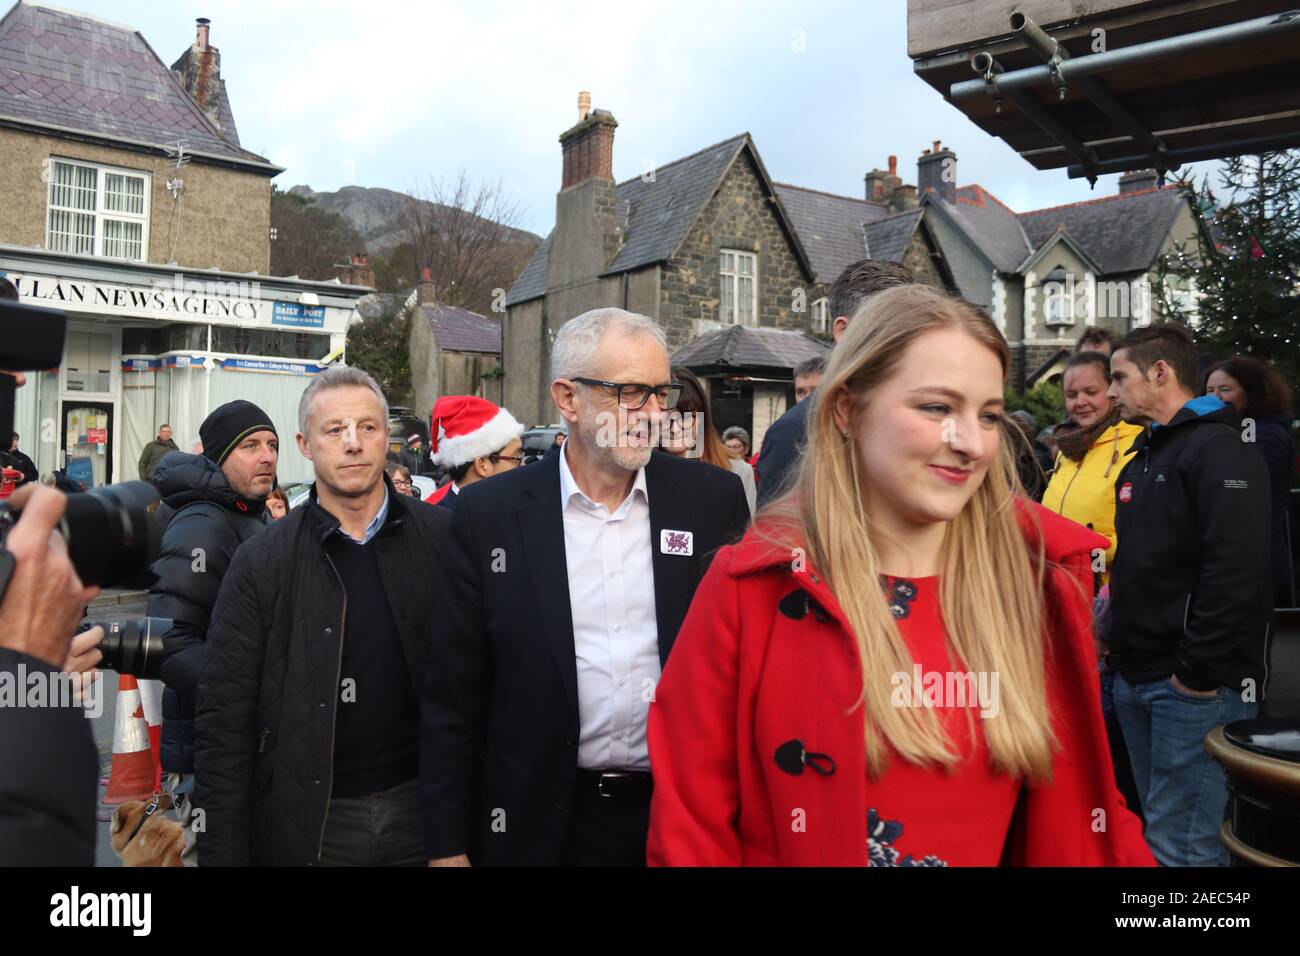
[420,449,750,865]
[755,396,810,507]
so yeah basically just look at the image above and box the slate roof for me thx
[930,182,1188,278]
[932,185,1033,273]
[607,134,750,275]
[0,1,273,168]
[508,133,813,306]
[772,183,890,284]
[420,302,501,354]
[505,235,549,306]
[1018,186,1186,275]
[862,208,925,264]
[671,325,830,372]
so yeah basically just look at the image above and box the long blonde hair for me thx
[762,285,1056,781]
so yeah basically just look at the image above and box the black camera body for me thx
[1,293,162,601]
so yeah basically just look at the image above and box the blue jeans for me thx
[1112,674,1257,866]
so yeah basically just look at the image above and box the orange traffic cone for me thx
[138,678,164,793]
[102,675,160,805]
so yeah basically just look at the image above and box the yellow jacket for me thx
[1040,420,1145,583]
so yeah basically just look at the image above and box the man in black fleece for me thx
[1106,322,1270,867]
[194,367,449,866]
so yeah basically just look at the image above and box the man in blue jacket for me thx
[1106,322,1270,866]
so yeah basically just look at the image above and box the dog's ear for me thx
[109,803,138,835]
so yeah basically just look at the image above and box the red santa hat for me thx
[430,396,525,468]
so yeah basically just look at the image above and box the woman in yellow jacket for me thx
[1041,350,1144,584]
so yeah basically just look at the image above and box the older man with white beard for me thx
[420,307,750,867]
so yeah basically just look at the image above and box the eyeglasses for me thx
[571,378,682,410]
[489,453,525,465]
[391,478,412,488]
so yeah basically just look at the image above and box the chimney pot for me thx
[421,267,432,282]
[196,17,210,51]
[888,155,897,176]
[578,91,591,123]
[933,139,942,152]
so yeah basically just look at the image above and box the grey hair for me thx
[722,426,751,448]
[297,365,389,434]
[551,308,668,382]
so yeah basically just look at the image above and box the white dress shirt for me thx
[558,446,660,771]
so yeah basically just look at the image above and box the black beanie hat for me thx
[201,400,277,466]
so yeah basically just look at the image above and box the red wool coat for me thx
[647,501,1156,867]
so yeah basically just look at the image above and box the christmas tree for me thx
[1156,150,1300,413]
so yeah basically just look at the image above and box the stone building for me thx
[0,3,370,484]
[503,93,954,446]
[916,141,1205,389]
[405,269,504,419]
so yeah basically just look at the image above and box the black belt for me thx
[576,769,654,800]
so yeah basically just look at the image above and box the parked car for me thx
[521,425,566,464]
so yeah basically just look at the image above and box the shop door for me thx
[61,402,113,489]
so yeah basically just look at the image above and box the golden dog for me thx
[110,792,187,867]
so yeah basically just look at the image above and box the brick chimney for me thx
[337,252,375,289]
[560,92,618,189]
[917,139,956,204]
[1119,169,1159,194]
[547,92,624,307]
[416,267,436,305]
[172,18,225,132]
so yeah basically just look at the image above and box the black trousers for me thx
[317,777,425,867]
[560,771,653,867]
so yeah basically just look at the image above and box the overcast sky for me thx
[90,0,1221,237]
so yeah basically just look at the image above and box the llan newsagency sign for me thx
[12,273,268,324]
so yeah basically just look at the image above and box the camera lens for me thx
[60,480,161,588]
[95,617,168,679]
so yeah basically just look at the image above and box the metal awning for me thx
[911,2,1300,183]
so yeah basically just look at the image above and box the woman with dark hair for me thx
[384,462,418,497]
[664,367,757,515]
[647,286,1152,866]
[1205,355,1296,606]
[265,485,288,520]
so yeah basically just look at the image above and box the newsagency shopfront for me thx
[2,245,371,486]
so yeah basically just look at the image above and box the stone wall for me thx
[657,149,812,350]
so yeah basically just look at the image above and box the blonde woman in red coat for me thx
[647,285,1154,867]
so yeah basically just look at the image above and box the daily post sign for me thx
[271,302,326,328]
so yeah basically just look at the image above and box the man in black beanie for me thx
[147,399,279,865]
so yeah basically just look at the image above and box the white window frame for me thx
[719,248,758,327]
[46,157,151,263]
[1043,280,1075,327]
[811,297,829,334]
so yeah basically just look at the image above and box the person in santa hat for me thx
[425,396,526,510]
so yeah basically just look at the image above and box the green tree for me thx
[1005,381,1064,430]
[345,302,411,407]
[1156,150,1300,408]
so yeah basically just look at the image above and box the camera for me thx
[2,295,162,590]
[77,616,170,679]
[0,479,162,589]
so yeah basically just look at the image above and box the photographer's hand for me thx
[0,485,99,667]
